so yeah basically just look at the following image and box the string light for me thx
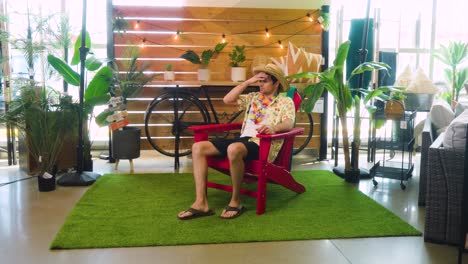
[134,20,140,29]
[174,30,181,40]
[265,28,270,38]
[278,40,283,49]
[221,33,226,43]
[306,13,313,22]
[140,38,146,48]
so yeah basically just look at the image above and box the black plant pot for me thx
[112,127,141,160]
[38,173,56,192]
[345,169,361,184]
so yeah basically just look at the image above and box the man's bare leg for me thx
[220,142,248,218]
[178,141,220,218]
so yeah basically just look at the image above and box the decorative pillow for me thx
[454,102,468,117]
[430,99,454,133]
[285,42,322,83]
[270,55,287,74]
[443,109,468,150]
[406,67,439,94]
[394,65,412,87]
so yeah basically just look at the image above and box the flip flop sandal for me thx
[220,205,246,219]
[177,207,214,220]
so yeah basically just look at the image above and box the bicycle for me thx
[144,84,313,161]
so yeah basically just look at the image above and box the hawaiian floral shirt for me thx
[238,92,296,162]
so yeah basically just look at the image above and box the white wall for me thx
[113,0,330,9]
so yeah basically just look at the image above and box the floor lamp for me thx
[57,0,100,186]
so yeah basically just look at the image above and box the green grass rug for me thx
[51,170,421,249]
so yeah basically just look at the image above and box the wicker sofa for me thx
[418,117,437,206]
[423,111,468,245]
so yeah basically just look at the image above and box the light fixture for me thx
[265,28,270,38]
[134,20,140,29]
[306,13,313,22]
[278,40,283,49]
[174,30,180,40]
[221,33,226,43]
[140,38,146,48]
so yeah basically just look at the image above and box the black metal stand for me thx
[57,0,100,186]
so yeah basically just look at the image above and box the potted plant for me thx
[385,91,406,120]
[228,45,246,82]
[290,40,396,183]
[432,41,468,106]
[93,48,156,171]
[0,84,78,191]
[180,42,228,81]
[164,63,175,81]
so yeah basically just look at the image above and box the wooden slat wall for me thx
[111,5,323,154]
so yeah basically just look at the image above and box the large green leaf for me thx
[71,31,91,65]
[334,40,351,68]
[85,55,103,71]
[84,66,112,106]
[349,62,390,80]
[47,54,80,86]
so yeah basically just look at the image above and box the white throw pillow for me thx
[430,99,454,133]
[443,109,468,150]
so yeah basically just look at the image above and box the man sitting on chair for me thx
[177,63,296,220]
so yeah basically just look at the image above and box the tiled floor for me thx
[0,150,466,264]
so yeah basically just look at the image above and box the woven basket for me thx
[385,100,405,120]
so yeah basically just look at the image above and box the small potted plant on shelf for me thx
[164,63,175,81]
[228,45,246,82]
[385,90,406,120]
[180,42,228,81]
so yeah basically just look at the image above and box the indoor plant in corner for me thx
[228,45,246,82]
[290,40,397,183]
[180,42,228,81]
[0,84,78,191]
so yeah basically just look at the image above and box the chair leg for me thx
[256,172,267,215]
[114,159,120,170]
[129,159,134,173]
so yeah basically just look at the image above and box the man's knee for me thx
[192,141,209,156]
[227,143,246,161]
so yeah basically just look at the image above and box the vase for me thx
[197,68,210,82]
[231,67,246,82]
[38,171,56,192]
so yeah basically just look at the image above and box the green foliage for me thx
[180,42,228,67]
[228,45,246,67]
[432,41,468,102]
[0,85,78,175]
[166,64,173,71]
[288,40,393,173]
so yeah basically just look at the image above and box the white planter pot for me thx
[231,67,246,82]
[197,68,211,82]
[164,71,175,81]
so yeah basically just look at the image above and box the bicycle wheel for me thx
[144,92,210,157]
[292,112,313,155]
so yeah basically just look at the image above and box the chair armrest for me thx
[189,123,243,142]
[188,123,242,133]
[256,127,305,142]
[430,132,445,149]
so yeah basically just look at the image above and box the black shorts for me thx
[210,137,259,161]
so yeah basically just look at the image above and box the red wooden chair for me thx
[188,90,305,215]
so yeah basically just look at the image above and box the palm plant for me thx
[432,41,468,104]
[0,84,78,178]
[290,40,396,182]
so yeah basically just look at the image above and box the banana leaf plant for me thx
[432,41,468,104]
[47,31,112,163]
[290,40,400,182]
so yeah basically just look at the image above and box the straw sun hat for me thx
[252,63,289,92]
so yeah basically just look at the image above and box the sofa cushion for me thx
[430,99,454,134]
[443,109,468,150]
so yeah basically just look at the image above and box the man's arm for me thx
[256,119,293,135]
[223,74,262,105]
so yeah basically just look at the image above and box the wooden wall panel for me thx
[112,5,323,154]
